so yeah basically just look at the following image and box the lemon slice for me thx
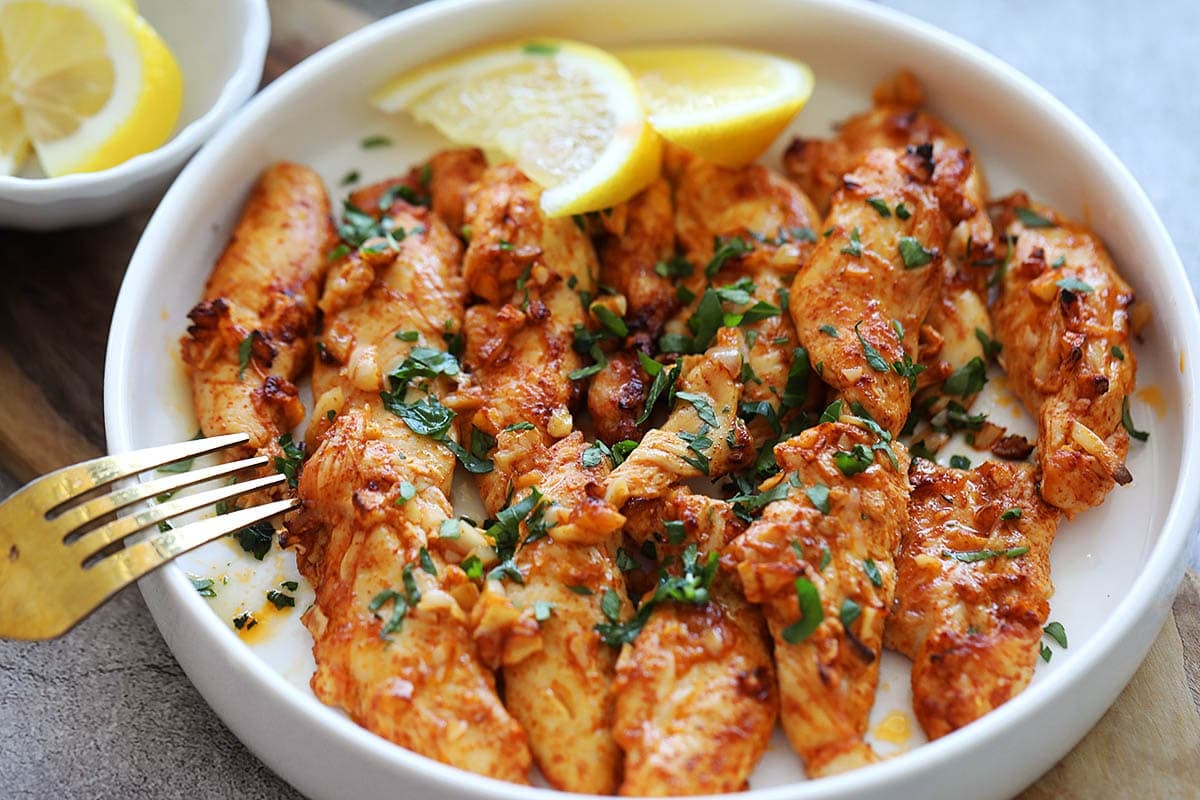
[373,38,661,217]
[617,46,814,167]
[0,0,182,177]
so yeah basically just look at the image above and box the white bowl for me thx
[0,0,269,229]
[103,0,1200,798]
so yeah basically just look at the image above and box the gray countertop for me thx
[1,1,1197,797]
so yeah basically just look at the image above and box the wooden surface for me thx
[0,0,1197,797]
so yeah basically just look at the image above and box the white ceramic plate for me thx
[103,0,1200,798]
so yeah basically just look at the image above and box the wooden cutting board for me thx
[0,0,1195,795]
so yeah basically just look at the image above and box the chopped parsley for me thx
[1121,396,1149,441]
[1001,507,1023,520]
[943,356,988,398]
[949,454,972,470]
[596,543,719,646]
[805,482,831,515]
[522,41,559,55]
[942,546,1029,563]
[780,577,823,644]
[818,324,838,338]
[418,547,437,576]
[1056,277,1095,294]
[975,327,1002,359]
[360,134,392,149]
[236,333,255,381]
[637,353,681,425]
[854,321,889,372]
[839,598,862,629]
[1111,345,1125,361]
[190,577,216,598]
[368,564,422,640]
[895,203,912,220]
[654,255,694,278]
[266,590,295,609]
[273,433,305,488]
[840,226,862,257]
[1043,621,1068,649]
[675,391,719,428]
[234,520,274,561]
[863,559,882,587]
[866,197,892,217]
[833,444,874,476]
[157,431,203,474]
[1014,206,1055,228]
[818,544,832,571]
[898,237,934,269]
[705,235,753,277]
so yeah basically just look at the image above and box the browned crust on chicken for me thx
[729,420,911,777]
[989,193,1137,515]
[886,459,1058,739]
[429,147,487,234]
[180,162,334,460]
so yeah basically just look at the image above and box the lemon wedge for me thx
[617,46,814,167]
[0,0,182,177]
[372,38,661,217]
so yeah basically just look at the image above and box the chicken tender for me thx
[457,165,628,794]
[729,417,911,777]
[989,193,1137,515]
[181,162,334,462]
[886,459,1058,740]
[290,195,531,782]
[790,145,971,436]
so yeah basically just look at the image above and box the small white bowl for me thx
[0,0,269,230]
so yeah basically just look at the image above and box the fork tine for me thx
[58,498,299,639]
[69,472,287,561]
[34,433,251,511]
[49,455,270,542]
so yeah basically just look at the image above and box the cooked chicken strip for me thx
[782,70,992,267]
[783,72,995,410]
[613,490,776,797]
[667,155,823,449]
[289,195,531,782]
[729,419,911,777]
[989,193,1137,515]
[181,162,333,462]
[790,145,972,436]
[605,328,751,508]
[604,347,774,795]
[886,459,1058,740]
[457,165,627,794]
[589,178,678,443]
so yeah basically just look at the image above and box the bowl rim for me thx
[0,0,270,197]
[104,0,1200,797]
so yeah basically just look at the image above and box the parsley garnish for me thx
[1122,396,1149,441]
[943,356,987,398]
[157,431,203,474]
[418,547,437,576]
[1056,277,1095,294]
[1014,206,1054,228]
[596,543,718,646]
[360,135,392,149]
[898,237,934,269]
[866,197,891,217]
[654,256,694,278]
[840,226,862,257]
[236,333,254,381]
[591,304,627,337]
[340,169,360,186]
[1111,345,1125,361]
[818,544,832,571]
[266,590,295,609]
[234,520,274,561]
[854,321,889,372]
[273,433,304,488]
[705,235,753,277]
[637,353,680,425]
[839,598,862,629]
[863,559,882,587]
[1043,621,1068,649]
[190,577,216,597]
[1001,507,1023,520]
[369,564,422,640]
[677,424,714,475]
[943,547,1029,563]
[780,577,823,644]
[833,444,874,476]
[950,454,971,470]
[675,391,719,428]
[806,483,831,514]
[895,203,912,220]
[975,327,1002,359]
[818,324,838,337]
[522,41,559,55]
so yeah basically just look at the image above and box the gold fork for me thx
[0,432,297,640]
